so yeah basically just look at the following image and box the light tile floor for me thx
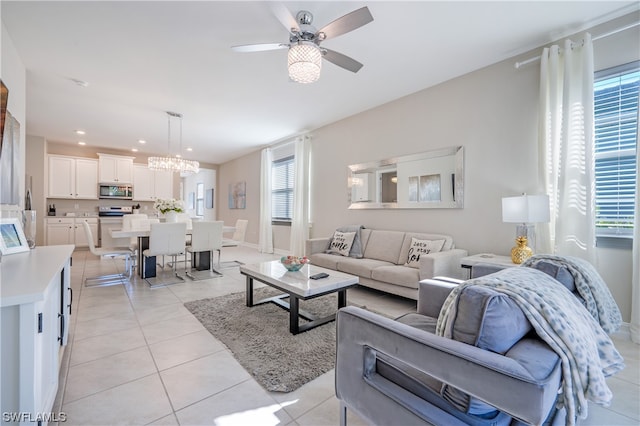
[53,246,639,425]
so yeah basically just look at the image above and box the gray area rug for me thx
[184,287,338,392]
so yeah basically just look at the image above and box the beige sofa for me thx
[305,228,468,300]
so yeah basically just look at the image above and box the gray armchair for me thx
[336,254,624,426]
[335,277,564,426]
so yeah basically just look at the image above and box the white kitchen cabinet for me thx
[46,217,98,247]
[48,155,98,199]
[1,246,73,424]
[154,170,174,200]
[74,218,98,247]
[98,153,134,184]
[132,164,155,201]
[45,218,74,245]
[132,164,173,201]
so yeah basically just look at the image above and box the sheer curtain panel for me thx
[289,136,311,255]
[259,148,274,254]
[538,34,596,262]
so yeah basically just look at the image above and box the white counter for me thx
[0,244,75,307]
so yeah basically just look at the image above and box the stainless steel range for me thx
[98,206,132,247]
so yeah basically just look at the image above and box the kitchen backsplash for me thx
[46,199,157,217]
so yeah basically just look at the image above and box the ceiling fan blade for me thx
[231,43,288,53]
[270,2,300,34]
[317,7,373,40]
[322,49,364,73]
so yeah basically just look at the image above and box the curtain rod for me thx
[514,21,640,69]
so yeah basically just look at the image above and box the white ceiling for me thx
[2,1,638,164]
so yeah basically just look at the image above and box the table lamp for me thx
[502,194,550,263]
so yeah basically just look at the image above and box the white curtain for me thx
[631,107,640,344]
[538,34,596,263]
[258,147,273,254]
[289,136,311,255]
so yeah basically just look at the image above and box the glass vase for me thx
[22,210,37,249]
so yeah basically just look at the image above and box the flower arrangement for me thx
[153,198,184,214]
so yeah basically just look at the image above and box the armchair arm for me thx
[418,248,468,280]
[417,279,459,317]
[305,238,330,256]
[336,306,560,426]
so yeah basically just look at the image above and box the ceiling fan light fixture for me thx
[288,42,322,84]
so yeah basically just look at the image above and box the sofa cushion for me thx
[326,231,356,256]
[336,225,365,258]
[371,265,421,289]
[404,237,446,268]
[363,230,407,263]
[528,260,576,292]
[308,253,340,270]
[335,257,394,279]
[398,232,453,264]
[449,285,532,354]
[441,285,533,416]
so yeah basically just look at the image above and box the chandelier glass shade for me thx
[148,112,199,175]
[147,156,199,174]
[288,42,322,84]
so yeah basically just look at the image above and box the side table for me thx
[460,253,518,278]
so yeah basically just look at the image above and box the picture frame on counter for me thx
[0,217,30,255]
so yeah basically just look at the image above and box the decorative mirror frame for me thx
[348,146,464,209]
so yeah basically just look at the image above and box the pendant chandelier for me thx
[148,111,199,175]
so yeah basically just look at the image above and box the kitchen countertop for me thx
[0,245,75,307]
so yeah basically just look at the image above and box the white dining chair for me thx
[122,213,148,252]
[142,222,188,284]
[222,219,248,247]
[82,221,134,287]
[186,221,224,278]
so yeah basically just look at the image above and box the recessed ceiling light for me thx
[186,147,193,152]
[131,148,138,152]
[75,129,86,135]
[138,139,146,144]
[78,141,86,146]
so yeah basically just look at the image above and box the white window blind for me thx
[594,62,639,237]
[272,156,294,221]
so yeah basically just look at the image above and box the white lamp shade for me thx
[502,194,550,223]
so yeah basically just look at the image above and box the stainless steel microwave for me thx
[99,184,133,200]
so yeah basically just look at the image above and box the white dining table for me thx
[110,225,235,278]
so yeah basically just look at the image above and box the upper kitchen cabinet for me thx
[132,164,174,201]
[48,155,98,199]
[98,154,134,184]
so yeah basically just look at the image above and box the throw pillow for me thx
[326,231,356,257]
[404,238,445,268]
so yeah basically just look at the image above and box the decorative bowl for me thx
[280,256,310,272]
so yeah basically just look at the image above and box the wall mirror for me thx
[348,146,464,209]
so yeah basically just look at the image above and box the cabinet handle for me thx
[68,288,73,315]
[58,313,65,344]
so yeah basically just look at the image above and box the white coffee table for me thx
[240,260,359,334]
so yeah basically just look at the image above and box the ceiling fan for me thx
[231,5,373,83]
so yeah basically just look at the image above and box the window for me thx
[196,182,204,217]
[594,61,639,239]
[272,156,294,222]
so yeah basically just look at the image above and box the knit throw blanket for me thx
[436,267,625,425]
[522,254,623,333]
